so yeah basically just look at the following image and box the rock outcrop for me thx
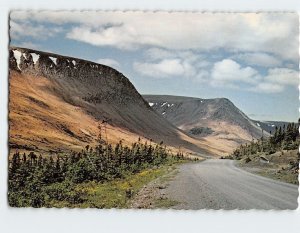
[9,47,146,106]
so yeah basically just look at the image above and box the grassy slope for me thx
[47,161,183,208]
[238,149,299,184]
[9,71,152,156]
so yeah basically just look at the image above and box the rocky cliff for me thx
[9,47,146,106]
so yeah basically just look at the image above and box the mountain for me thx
[253,120,292,135]
[143,95,269,152]
[9,47,221,157]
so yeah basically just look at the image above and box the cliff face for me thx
[9,47,146,106]
[9,47,153,136]
[9,47,219,156]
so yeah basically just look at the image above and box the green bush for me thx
[8,139,184,207]
[231,122,299,158]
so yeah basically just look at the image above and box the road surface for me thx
[166,159,298,209]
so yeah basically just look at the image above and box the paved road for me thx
[166,159,298,209]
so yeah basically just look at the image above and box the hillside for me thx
[143,95,269,152]
[253,120,291,134]
[9,47,221,157]
[229,122,299,184]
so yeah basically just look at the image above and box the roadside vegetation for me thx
[8,124,187,208]
[225,122,299,184]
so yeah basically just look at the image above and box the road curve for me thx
[166,159,298,209]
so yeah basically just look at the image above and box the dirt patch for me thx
[26,96,50,109]
[130,165,180,209]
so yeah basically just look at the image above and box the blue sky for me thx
[9,11,299,122]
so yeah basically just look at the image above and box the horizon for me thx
[9,11,299,122]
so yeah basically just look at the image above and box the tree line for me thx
[8,137,185,207]
[231,122,299,159]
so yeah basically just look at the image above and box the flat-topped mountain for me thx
[9,47,220,157]
[143,95,269,152]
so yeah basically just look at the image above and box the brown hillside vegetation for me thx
[8,48,223,157]
[9,71,140,155]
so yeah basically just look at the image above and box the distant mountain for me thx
[253,120,292,135]
[9,47,220,157]
[143,95,269,153]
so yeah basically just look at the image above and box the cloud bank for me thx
[10,11,299,61]
[10,11,299,94]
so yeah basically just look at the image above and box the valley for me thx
[8,47,299,209]
[9,47,218,158]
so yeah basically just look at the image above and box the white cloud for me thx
[10,11,299,61]
[145,48,175,60]
[10,11,299,95]
[251,82,285,93]
[211,59,261,85]
[133,59,190,78]
[264,68,298,86]
[249,68,298,93]
[96,58,120,69]
[210,59,298,93]
[134,53,298,94]
[233,52,282,67]
[134,48,203,78]
[145,48,203,65]
[66,24,160,50]
[10,20,62,39]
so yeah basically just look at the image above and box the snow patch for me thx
[161,102,167,107]
[256,123,260,127]
[12,50,22,69]
[49,56,57,65]
[30,53,40,64]
[149,102,154,107]
[72,60,76,66]
[271,124,275,127]
[162,112,166,115]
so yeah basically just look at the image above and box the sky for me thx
[9,11,299,122]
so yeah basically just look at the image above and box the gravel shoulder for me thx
[130,164,181,209]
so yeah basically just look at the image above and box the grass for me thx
[257,169,298,185]
[238,149,299,185]
[49,161,182,208]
